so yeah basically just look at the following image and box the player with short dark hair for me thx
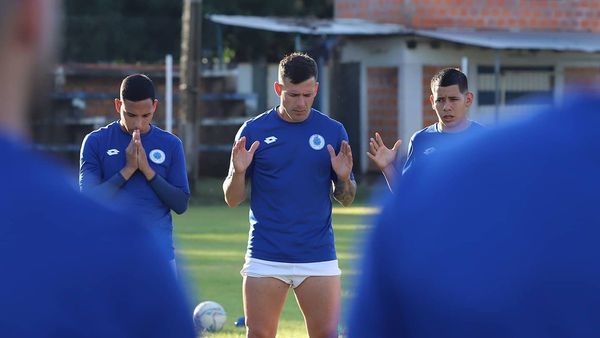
[79,73,190,271]
[350,90,600,337]
[0,1,195,337]
[223,52,357,338]
[368,67,484,191]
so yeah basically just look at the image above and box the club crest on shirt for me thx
[149,149,166,164]
[309,134,325,150]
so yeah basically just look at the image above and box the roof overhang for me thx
[208,14,600,53]
[207,14,410,35]
[415,28,600,53]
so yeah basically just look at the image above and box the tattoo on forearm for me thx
[333,179,356,206]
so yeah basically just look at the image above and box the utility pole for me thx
[178,0,202,192]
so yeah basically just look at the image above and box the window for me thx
[477,65,554,106]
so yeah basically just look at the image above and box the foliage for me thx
[62,0,334,63]
[62,0,183,63]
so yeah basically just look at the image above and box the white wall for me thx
[236,63,253,94]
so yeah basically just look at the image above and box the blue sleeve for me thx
[167,137,190,194]
[79,133,126,196]
[149,136,190,214]
[401,135,416,175]
[149,174,189,214]
[79,133,101,191]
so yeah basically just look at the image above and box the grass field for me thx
[173,184,379,337]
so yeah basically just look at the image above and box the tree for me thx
[62,0,183,62]
[62,0,333,63]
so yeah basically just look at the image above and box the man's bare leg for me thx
[243,276,290,338]
[294,276,341,338]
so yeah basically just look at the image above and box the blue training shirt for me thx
[79,121,190,259]
[0,135,195,338]
[402,121,485,174]
[349,93,600,337]
[235,108,352,263]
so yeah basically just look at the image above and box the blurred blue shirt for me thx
[349,93,600,338]
[0,135,195,338]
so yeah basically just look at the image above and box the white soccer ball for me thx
[193,301,227,333]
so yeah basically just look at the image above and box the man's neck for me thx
[277,106,294,122]
[438,119,471,133]
[277,106,311,123]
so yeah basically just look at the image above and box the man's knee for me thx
[246,323,277,338]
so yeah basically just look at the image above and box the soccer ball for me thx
[193,301,227,333]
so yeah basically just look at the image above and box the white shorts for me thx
[240,257,341,288]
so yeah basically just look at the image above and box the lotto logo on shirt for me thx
[309,134,325,150]
[149,149,166,164]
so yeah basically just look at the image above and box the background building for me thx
[46,0,600,178]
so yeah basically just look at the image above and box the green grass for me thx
[173,199,379,338]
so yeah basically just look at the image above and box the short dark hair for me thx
[278,52,318,84]
[431,68,469,94]
[120,74,156,101]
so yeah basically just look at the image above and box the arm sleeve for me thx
[149,174,190,214]
[79,133,127,196]
[79,133,101,192]
[401,136,416,175]
[149,137,190,214]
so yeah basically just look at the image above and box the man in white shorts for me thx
[223,52,356,338]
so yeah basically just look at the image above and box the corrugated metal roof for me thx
[207,15,410,35]
[415,29,600,53]
[208,15,600,53]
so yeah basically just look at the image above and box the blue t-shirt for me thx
[0,135,195,338]
[349,93,600,338]
[235,108,352,263]
[402,121,485,174]
[79,121,190,259]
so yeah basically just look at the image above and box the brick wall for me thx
[336,0,600,32]
[564,67,600,88]
[367,67,399,171]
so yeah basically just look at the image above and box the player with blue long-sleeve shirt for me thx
[0,2,195,336]
[79,74,190,266]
